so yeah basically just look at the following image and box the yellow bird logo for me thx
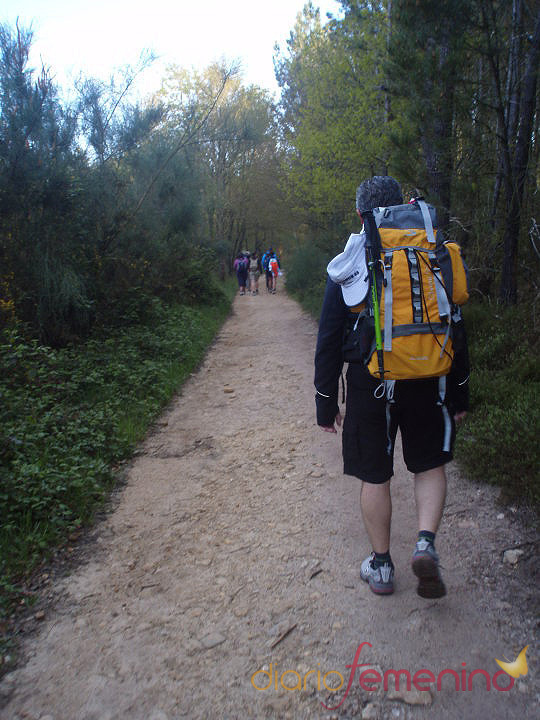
[495,645,529,679]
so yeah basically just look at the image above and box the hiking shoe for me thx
[360,553,394,595]
[411,539,446,599]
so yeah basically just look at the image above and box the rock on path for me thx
[1,283,538,719]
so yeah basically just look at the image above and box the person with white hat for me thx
[314,176,470,598]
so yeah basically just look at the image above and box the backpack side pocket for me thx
[437,242,469,305]
[343,311,375,364]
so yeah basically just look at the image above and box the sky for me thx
[2,0,342,100]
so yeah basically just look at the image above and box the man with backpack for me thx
[314,176,470,599]
[262,248,275,293]
[268,252,280,294]
[233,252,249,295]
[248,251,262,295]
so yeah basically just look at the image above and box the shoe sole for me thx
[369,582,394,595]
[412,555,446,599]
[360,571,394,596]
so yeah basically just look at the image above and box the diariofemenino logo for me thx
[251,642,528,710]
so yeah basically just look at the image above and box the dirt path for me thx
[1,282,538,720]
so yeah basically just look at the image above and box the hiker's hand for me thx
[320,412,342,434]
[454,411,467,423]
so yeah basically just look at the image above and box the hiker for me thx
[248,251,262,295]
[233,253,249,295]
[314,175,470,599]
[262,248,273,292]
[268,252,280,294]
[243,250,251,293]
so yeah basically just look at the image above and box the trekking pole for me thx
[370,259,385,381]
[363,210,386,394]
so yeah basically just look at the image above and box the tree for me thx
[387,0,472,228]
[444,1,540,301]
[159,63,284,264]
[0,22,84,342]
[274,1,392,250]
[479,2,540,303]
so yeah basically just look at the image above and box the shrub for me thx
[455,301,539,509]
[285,243,329,318]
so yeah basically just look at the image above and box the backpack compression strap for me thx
[417,199,436,244]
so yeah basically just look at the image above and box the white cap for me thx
[327,232,369,306]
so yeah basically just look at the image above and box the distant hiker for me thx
[314,175,470,599]
[268,252,280,294]
[243,250,251,293]
[261,248,273,292]
[249,251,262,295]
[234,253,249,295]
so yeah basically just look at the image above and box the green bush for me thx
[455,301,539,509]
[285,243,329,318]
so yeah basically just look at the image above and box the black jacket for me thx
[314,277,470,426]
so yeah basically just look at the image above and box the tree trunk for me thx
[420,30,454,229]
[500,9,540,303]
[384,0,393,126]
[490,0,523,228]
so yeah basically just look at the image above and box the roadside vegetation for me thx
[457,301,539,510]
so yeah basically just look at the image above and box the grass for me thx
[0,282,235,629]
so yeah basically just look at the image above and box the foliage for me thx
[387,0,473,226]
[274,2,393,242]
[275,1,540,305]
[0,24,286,345]
[158,63,289,264]
[0,289,232,616]
[0,23,86,344]
[284,242,332,318]
[455,301,540,509]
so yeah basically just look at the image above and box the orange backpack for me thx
[344,200,469,382]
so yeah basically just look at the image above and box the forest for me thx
[0,1,539,612]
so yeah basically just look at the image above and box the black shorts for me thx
[342,377,455,484]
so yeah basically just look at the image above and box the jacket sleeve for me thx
[314,277,348,425]
[447,316,470,413]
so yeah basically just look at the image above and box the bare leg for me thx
[412,465,447,598]
[360,480,392,553]
[414,465,447,533]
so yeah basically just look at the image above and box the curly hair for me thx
[356,175,403,213]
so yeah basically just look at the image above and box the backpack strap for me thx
[428,252,451,320]
[417,199,436,244]
[437,375,452,452]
